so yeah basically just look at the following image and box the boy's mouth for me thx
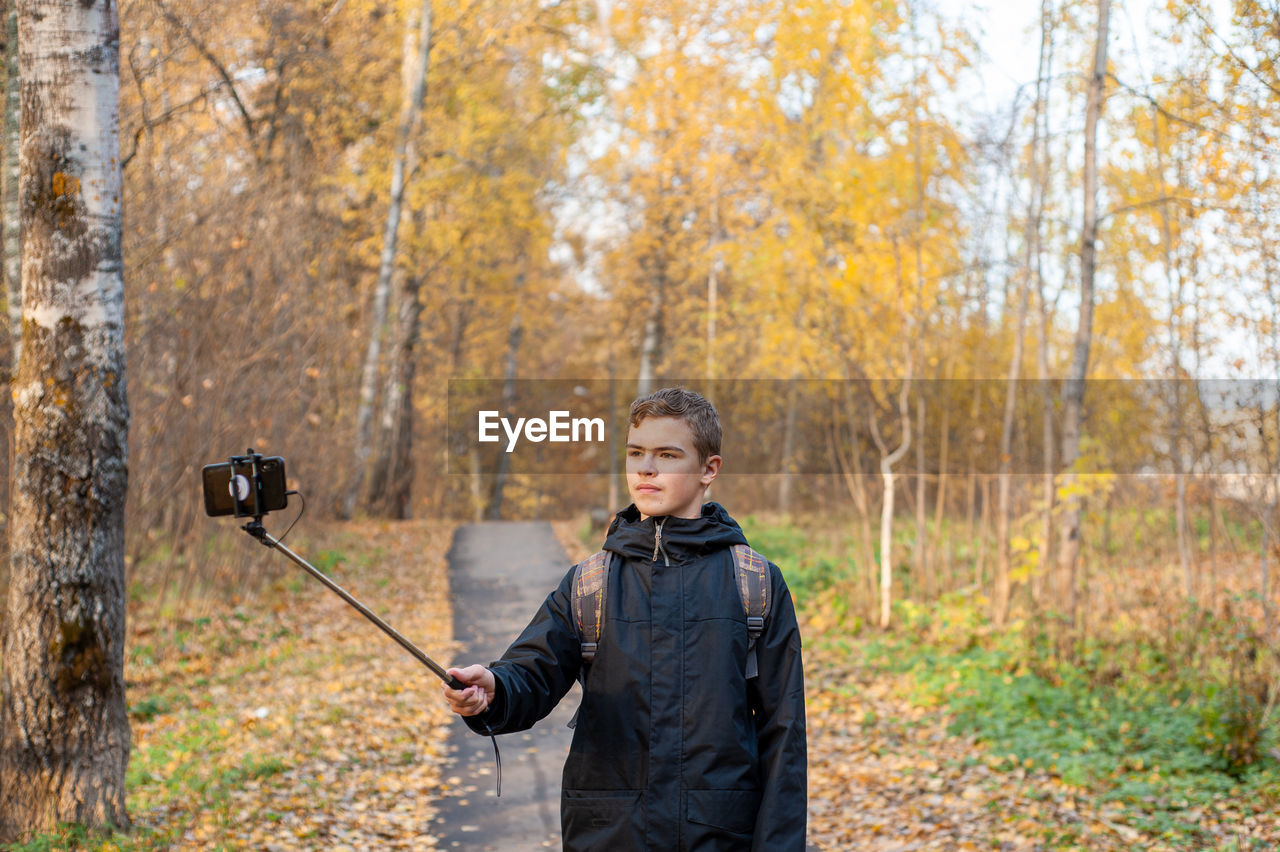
[635,484,661,493]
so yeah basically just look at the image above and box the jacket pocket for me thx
[685,788,761,842]
[562,789,643,851]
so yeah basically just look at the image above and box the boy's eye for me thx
[660,452,676,459]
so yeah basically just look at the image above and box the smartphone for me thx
[202,456,288,517]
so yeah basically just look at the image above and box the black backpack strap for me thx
[731,544,770,679]
[572,550,611,664]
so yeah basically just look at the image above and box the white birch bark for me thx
[0,0,130,839]
[871,380,912,629]
[346,0,431,518]
[363,0,435,518]
[1057,0,1110,644]
[2,6,18,369]
[1154,106,1194,597]
[636,281,662,399]
[994,0,1053,626]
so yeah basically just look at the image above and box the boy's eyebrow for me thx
[625,442,687,453]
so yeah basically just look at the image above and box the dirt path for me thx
[431,521,580,851]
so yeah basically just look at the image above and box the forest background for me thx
[0,0,1279,847]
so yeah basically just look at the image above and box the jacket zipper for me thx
[652,518,670,566]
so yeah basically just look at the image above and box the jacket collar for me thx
[603,502,748,565]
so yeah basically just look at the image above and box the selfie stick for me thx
[242,521,467,691]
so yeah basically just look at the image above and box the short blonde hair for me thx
[628,387,721,464]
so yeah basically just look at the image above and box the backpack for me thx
[571,544,771,679]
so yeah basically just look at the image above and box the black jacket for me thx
[465,503,807,851]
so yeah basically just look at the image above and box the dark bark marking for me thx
[50,614,111,694]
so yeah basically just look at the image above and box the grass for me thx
[1,824,146,852]
[2,743,290,851]
[858,623,1279,846]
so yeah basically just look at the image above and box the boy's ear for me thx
[700,454,722,487]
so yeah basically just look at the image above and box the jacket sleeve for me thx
[748,562,808,851]
[464,564,582,737]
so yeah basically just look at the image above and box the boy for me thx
[443,387,807,851]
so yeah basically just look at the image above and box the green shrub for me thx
[737,515,851,602]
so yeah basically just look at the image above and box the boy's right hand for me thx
[442,665,495,717]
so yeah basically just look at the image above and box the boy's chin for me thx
[631,493,703,520]
[631,497,660,516]
[630,493,667,518]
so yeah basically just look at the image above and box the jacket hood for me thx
[603,501,748,564]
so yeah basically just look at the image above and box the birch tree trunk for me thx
[994,0,1052,626]
[0,1,15,557]
[914,390,926,588]
[871,379,911,629]
[1036,270,1056,607]
[778,378,798,514]
[346,0,432,518]
[871,235,915,629]
[1034,3,1057,610]
[932,360,952,598]
[361,1,435,519]
[364,273,425,518]
[830,390,875,600]
[636,279,663,398]
[0,0,130,839]
[705,198,719,382]
[1057,0,1110,648]
[1,4,17,370]
[1154,106,1193,596]
[487,300,523,520]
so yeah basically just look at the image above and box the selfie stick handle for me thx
[245,523,467,690]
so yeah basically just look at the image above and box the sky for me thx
[937,0,1233,109]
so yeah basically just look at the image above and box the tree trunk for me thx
[607,360,620,511]
[636,278,663,398]
[931,363,952,599]
[1253,102,1276,635]
[705,198,719,382]
[1,4,17,371]
[1057,0,1110,648]
[0,2,15,573]
[1153,103,1194,598]
[994,273,1031,624]
[487,301,522,520]
[914,389,927,593]
[871,379,912,629]
[976,476,989,590]
[1036,283,1055,607]
[995,0,1052,625]
[778,379,798,514]
[830,390,875,605]
[365,274,425,518]
[0,0,130,839]
[346,0,432,518]
[1263,520,1273,640]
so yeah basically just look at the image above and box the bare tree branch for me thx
[151,0,256,142]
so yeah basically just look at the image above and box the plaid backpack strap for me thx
[572,550,612,665]
[732,544,770,679]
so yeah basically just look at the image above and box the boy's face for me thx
[625,416,721,520]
